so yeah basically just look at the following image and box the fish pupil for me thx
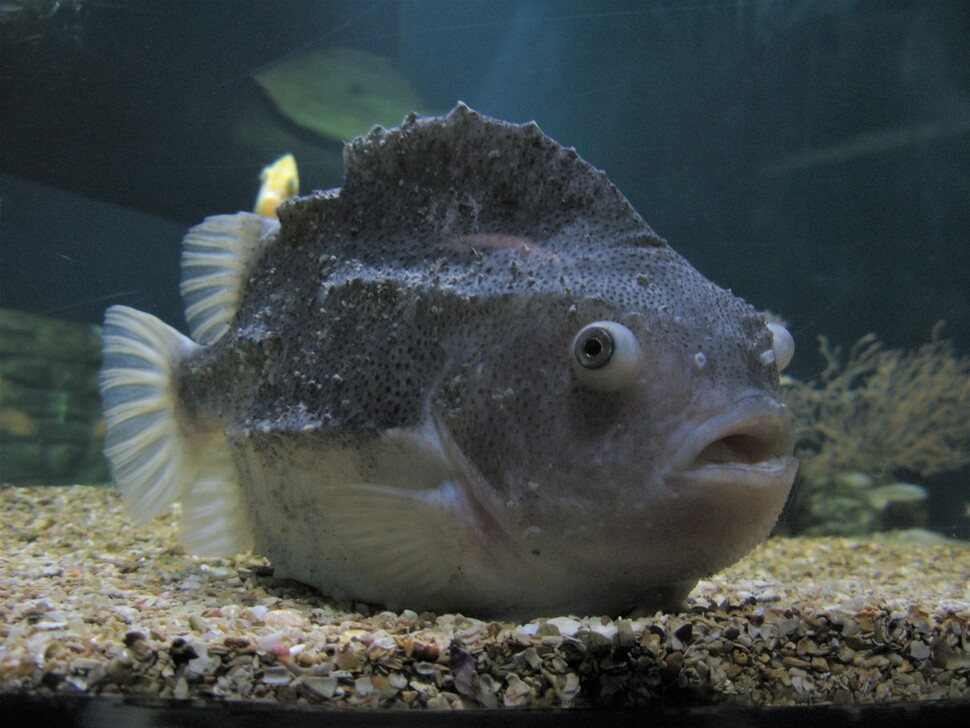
[575,326,614,369]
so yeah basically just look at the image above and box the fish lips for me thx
[666,395,798,491]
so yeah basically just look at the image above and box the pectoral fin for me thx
[315,481,465,609]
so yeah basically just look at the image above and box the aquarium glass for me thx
[0,0,968,715]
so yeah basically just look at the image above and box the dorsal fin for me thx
[327,103,661,248]
[179,212,279,345]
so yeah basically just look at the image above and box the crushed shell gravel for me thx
[1,485,969,708]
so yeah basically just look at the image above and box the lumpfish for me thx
[253,153,299,218]
[100,104,798,618]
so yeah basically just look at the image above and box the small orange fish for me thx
[254,154,299,218]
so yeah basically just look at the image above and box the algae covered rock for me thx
[0,307,108,484]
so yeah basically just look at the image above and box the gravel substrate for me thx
[1,485,969,709]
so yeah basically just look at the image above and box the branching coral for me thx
[781,323,970,535]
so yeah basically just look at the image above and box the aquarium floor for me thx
[1,485,969,709]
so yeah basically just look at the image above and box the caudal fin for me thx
[99,305,253,555]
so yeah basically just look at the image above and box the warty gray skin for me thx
[102,104,798,618]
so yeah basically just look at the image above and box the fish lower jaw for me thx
[667,395,796,490]
[669,454,799,491]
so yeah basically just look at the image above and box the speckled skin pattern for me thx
[176,105,795,617]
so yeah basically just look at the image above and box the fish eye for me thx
[571,321,640,391]
[766,322,795,372]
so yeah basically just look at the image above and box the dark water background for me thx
[2,0,968,360]
[1,1,968,528]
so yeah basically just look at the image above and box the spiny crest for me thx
[328,103,659,246]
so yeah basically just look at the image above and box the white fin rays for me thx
[320,483,462,607]
[99,305,253,554]
[180,441,254,556]
[100,306,199,522]
[180,212,279,345]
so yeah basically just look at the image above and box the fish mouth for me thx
[667,395,798,488]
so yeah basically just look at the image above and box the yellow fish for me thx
[254,154,299,218]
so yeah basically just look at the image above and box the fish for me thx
[253,153,299,218]
[99,104,798,618]
[866,482,928,511]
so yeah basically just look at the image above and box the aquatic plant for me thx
[781,323,970,535]
[253,47,423,143]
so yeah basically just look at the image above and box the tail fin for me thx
[99,305,253,555]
